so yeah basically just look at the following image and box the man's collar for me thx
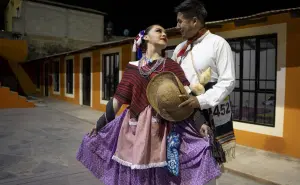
[193,30,210,44]
[176,29,210,58]
[187,27,208,41]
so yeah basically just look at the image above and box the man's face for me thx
[176,12,198,40]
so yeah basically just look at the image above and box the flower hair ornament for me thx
[132,30,145,60]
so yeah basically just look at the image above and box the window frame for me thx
[64,56,75,98]
[36,63,41,91]
[101,52,120,102]
[52,60,60,94]
[227,33,277,127]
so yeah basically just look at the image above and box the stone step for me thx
[223,145,300,185]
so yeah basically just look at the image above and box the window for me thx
[66,59,73,94]
[228,34,277,127]
[16,7,20,17]
[36,64,40,89]
[53,61,59,92]
[102,53,119,101]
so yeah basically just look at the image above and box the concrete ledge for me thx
[223,145,300,185]
[224,167,280,185]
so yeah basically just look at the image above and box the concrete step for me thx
[0,87,35,108]
[224,145,300,185]
[223,167,279,185]
[219,170,272,185]
[26,96,47,107]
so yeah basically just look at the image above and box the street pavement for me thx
[0,106,265,185]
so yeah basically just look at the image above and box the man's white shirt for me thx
[172,30,235,125]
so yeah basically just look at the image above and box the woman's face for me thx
[143,25,168,49]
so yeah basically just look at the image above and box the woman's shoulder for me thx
[165,57,180,66]
[123,61,139,72]
[120,61,138,76]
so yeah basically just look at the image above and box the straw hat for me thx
[146,72,194,122]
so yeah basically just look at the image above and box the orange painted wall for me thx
[117,44,131,115]
[207,14,300,158]
[1,39,36,95]
[90,49,103,111]
[91,44,131,114]
[283,17,300,158]
[0,39,27,63]
[0,86,35,108]
[47,55,81,105]
[35,44,132,114]
[24,12,300,158]
[166,13,300,158]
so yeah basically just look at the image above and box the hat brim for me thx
[146,72,194,122]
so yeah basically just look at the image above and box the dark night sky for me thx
[1,0,300,36]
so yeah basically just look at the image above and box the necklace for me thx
[144,56,153,65]
[138,56,166,78]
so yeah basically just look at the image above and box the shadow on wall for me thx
[0,57,25,95]
[27,42,74,61]
[0,39,28,63]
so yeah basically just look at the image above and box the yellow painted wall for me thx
[5,0,22,31]
[90,49,103,111]
[0,39,27,63]
[230,15,300,158]
[283,17,300,158]
[36,44,132,114]
[165,13,300,158]
[5,1,13,31]
[212,14,300,158]
[233,16,300,158]
[8,61,36,95]
[0,86,35,108]
[91,44,131,114]
[25,12,300,158]
[0,39,36,95]
[46,55,81,105]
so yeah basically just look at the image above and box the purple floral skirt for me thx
[76,109,221,185]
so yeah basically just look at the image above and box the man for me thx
[172,0,236,183]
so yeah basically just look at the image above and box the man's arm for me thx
[197,40,235,110]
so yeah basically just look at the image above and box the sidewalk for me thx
[41,97,103,125]
[43,97,300,185]
[224,145,300,185]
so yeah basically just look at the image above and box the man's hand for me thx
[199,124,211,137]
[178,95,201,109]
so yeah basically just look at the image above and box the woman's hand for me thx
[88,114,107,137]
[199,124,212,137]
[87,98,122,137]
[88,126,98,137]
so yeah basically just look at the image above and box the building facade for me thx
[21,8,300,159]
[5,0,106,60]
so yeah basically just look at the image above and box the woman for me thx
[76,25,221,185]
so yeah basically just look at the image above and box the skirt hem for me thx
[112,155,168,169]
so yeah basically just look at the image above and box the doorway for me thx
[82,57,91,106]
[44,63,49,96]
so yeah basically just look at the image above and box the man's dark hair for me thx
[174,0,207,24]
